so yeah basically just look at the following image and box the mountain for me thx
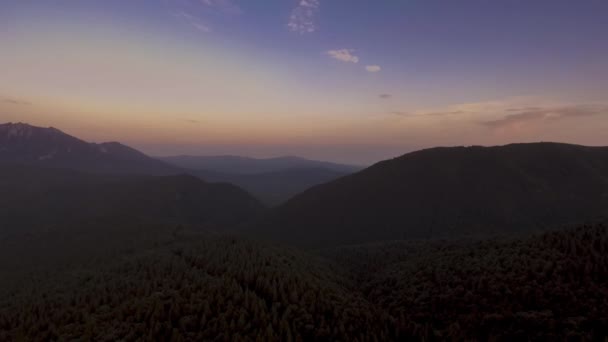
[194,167,348,205]
[0,123,353,204]
[0,122,178,175]
[254,143,608,247]
[0,164,264,232]
[160,154,362,174]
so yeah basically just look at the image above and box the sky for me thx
[1,0,607,164]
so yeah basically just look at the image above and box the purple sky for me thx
[1,0,607,164]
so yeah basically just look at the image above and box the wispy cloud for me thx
[199,0,242,15]
[505,107,543,112]
[170,0,241,33]
[365,65,381,72]
[390,98,535,119]
[325,51,381,72]
[425,110,465,117]
[183,119,201,124]
[379,94,392,99]
[1,97,31,106]
[391,110,465,117]
[191,22,212,32]
[173,11,212,32]
[481,106,605,128]
[288,0,320,34]
[326,49,359,63]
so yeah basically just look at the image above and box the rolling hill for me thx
[254,143,608,247]
[0,164,265,233]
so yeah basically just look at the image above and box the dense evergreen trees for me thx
[331,223,608,340]
[0,235,389,341]
[1,223,607,340]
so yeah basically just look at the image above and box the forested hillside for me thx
[256,143,608,247]
[1,223,606,340]
[0,234,390,341]
[328,223,608,340]
[0,165,264,232]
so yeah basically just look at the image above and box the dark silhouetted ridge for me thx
[254,143,608,247]
[0,164,265,231]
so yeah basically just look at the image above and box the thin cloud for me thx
[390,110,465,118]
[379,94,392,99]
[481,106,604,128]
[173,11,212,32]
[326,49,359,63]
[199,0,242,15]
[171,0,240,33]
[191,22,212,32]
[183,119,201,124]
[425,110,465,117]
[1,97,31,106]
[505,107,543,112]
[288,0,320,34]
[365,65,381,72]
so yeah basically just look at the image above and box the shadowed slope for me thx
[0,164,265,232]
[255,143,608,247]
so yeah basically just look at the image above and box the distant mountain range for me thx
[160,155,361,204]
[0,122,355,204]
[159,155,362,174]
[7,122,608,248]
[254,143,608,247]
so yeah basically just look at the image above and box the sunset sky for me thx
[1,0,607,164]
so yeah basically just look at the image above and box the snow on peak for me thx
[3,122,34,139]
[1,123,68,141]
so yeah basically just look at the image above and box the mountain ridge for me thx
[253,142,608,247]
[0,122,179,175]
[0,122,358,204]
